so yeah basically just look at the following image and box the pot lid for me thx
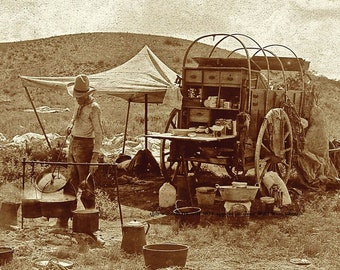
[125,220,144,227]
[35,172,67,193]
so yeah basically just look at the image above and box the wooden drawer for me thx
[185,70,202,83]
[203,70,219,84]
[189,108,210,123]
[220,71,242,85]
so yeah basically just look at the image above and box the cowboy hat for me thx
[67,74,95,98]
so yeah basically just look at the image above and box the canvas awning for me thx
[20,45,181,151]
[20,45,179,103]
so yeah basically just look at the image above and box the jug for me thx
[121,220,150,254]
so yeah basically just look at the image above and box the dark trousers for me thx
[64,137,95,209]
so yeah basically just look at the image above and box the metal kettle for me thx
[121,220,150,254]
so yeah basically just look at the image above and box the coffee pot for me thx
[121,220,150,254]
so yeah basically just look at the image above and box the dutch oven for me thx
[40,195,77,219]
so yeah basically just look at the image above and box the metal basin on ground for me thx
[143,243,189,270]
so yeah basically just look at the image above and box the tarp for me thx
[20,45,180,104]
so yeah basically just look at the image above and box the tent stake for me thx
[24,86,52,150]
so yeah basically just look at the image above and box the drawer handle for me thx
[252,102,258,106]
[227,76,234,81]
[190,75,197,79]
[253,94,258,98]
[208,75,216,80]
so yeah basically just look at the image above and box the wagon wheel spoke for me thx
[260,143,272,155]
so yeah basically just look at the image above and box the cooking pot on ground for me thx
[72,209,99,233]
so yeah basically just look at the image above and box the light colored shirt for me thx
[70,99,103,152]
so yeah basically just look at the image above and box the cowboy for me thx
[56,74,103,228]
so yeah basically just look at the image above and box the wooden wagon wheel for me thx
[254,108,293,190]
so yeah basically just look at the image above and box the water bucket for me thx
[195,187,216,206]
[173,201,201,228]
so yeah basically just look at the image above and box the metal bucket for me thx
[72,209,99,234]
[143,243,189,270]
[173,206,201,228]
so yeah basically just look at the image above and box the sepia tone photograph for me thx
[0,0,339,269]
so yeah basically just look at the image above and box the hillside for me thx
[0,32,339,139]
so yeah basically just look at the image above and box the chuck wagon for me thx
[148,33,314,199]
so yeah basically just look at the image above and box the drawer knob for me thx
[227,76,234,81]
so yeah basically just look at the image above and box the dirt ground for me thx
[0,173,337,269]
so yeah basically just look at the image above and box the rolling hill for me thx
[0,32,339,140]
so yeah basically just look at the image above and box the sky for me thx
[1,0,339,80]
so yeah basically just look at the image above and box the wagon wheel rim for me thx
[160,108,181,182]
[254,108,293,190]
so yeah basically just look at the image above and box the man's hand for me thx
[89,152,99,174]
[66,123,73,135]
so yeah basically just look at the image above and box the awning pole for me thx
[24,86,52,150]
[145,94,148,149]
[122,100,131,154]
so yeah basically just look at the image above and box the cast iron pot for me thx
[0,247,14,266]
[21,198,42,218]
[40,196,77,218]
[72,209,99,234]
